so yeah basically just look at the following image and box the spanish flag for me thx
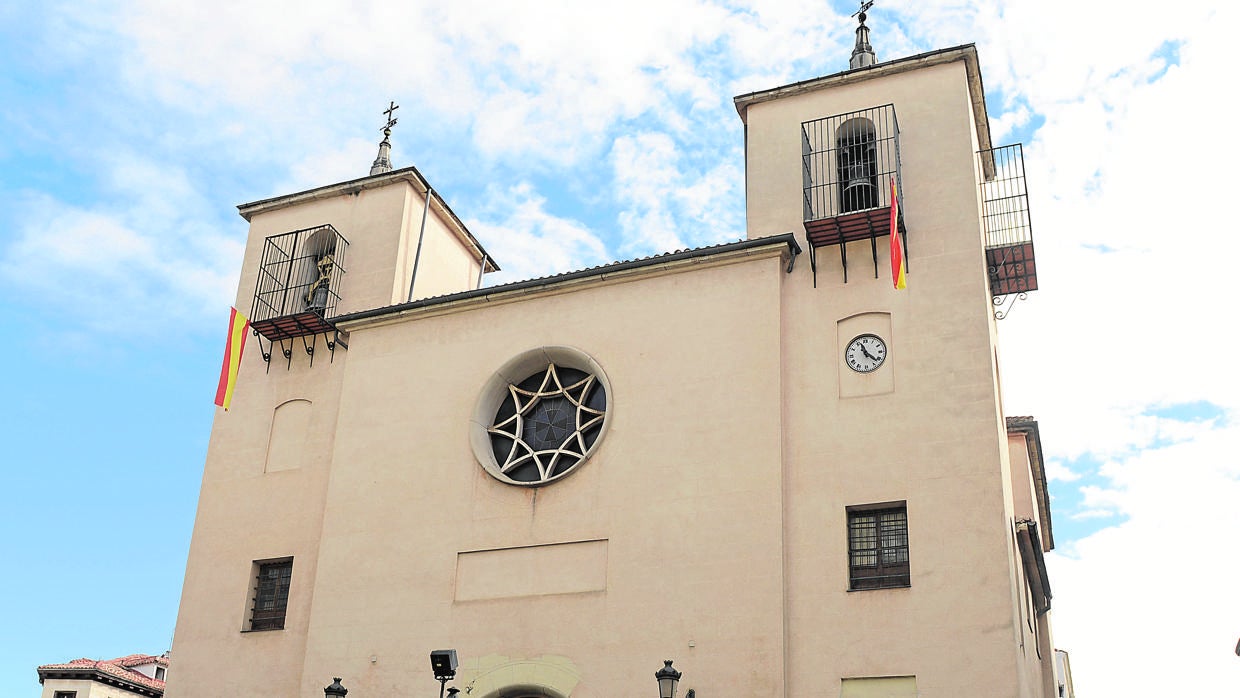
[214,307,249,410]
[889,177,907,290]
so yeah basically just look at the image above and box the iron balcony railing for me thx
[800,104,905,284]
[250,224,349,342]
[977,144,1038,298]
[802,103,903,232]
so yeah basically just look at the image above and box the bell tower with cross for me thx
[236,100,498,370]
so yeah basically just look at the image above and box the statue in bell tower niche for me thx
[305,253,335,312]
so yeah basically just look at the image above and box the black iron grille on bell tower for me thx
[801,104,904,284]
[249,224,350,362]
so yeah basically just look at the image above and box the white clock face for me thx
[845,334,887,373]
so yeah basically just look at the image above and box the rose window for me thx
[487,363,607,485]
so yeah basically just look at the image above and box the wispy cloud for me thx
[1044,459,1081,483]
[467,183,610,285]
[1,155,243,334]
[1048,421,1240,694]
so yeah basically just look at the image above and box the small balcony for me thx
[250,224,349,344]
[801,104,904,283]
[978,144,1038,299]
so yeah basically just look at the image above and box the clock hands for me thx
[846,335,886,373]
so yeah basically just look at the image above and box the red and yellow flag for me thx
[214,307,249,410]
[889,177,907,290]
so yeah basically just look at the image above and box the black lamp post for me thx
[655,660,681,698]
[324,677,348,698]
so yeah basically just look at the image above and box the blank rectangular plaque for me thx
[455,539,608,601]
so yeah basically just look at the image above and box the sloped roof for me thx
[38,655,166,696]
[337,233,802,326]
[237,164,498,272]
[733,43,993,160]
[109,654,169,668]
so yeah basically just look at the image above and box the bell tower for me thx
[236,103,498,367]
[735,11,1037,312]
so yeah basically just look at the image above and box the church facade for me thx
[167,39,1060,698]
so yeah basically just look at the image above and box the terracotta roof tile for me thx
[110,654,169,668]
[39,654,167,692]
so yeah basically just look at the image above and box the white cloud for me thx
[107,0,743,170]
[1067,508,1116,521]
[0,156,244,334]
[1047,422,1240,694]
[279,137,383,196]
[466,183,610,285]
[989,104,1030,144]
[996,0,1240,460]
[1044,458,1081,483]
[611,132,689,253]
[610,131,745,255]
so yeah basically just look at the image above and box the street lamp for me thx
[323,677,348,698]
[655,660,681,698]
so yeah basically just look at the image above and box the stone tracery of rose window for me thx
[487,363,607,485]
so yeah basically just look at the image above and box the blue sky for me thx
[3,1,1239,695]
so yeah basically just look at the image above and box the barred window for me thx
[250,559,293,631]
[848,504,910,590]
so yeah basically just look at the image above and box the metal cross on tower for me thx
[382,101,399,132]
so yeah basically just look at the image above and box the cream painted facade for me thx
[40,681,153,698]
[167,45,1063,697]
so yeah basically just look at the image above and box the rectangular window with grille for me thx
[847,503,910,590]
[249,558,293,631]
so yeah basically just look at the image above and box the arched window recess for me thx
[250,224,351,369]
[800,104,905,286]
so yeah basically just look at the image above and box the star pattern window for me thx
[487,363,607,485]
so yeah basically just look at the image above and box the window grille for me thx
[848,505,910,590]
[250,559,293,631]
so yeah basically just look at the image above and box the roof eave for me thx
[37,667,164,697]
[336,233,802,328]
[733,43,992,155]
[236,165,499,273]
[1008,418,1054,551]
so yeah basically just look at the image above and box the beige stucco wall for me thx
[298,252,789,698]
[401,194,484,302]
[168,49,1060,698]
[40,678,152,698]
[1008,433,1038,525]
[1007,431,1057,698]
[741,55,1043,697]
